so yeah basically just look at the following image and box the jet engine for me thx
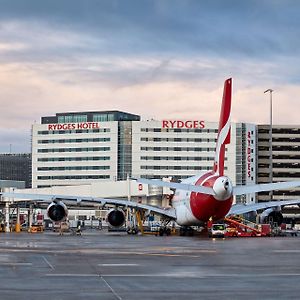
[47,201,68,222]
[260,207,283,225]
[106,208,126,228]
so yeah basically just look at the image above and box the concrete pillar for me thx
[28,204,33,229]
[5,202,10,233]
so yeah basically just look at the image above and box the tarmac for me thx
[0,230,300,300]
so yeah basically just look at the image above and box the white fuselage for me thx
[171,172,233,226]
[172,174,205,226]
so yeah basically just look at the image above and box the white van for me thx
[210,224,225,238]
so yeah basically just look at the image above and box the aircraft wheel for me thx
[179,227,186,236]
[187,228,194,236]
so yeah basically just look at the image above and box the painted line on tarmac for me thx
[99,263,139,266]
[44,272,300,278]
[272,250,300,253]
[45,274,99,277]
[136,253,201,257]
[42,256,55,270]
[44,272,127,299]
[99,273,300,278]
[100,276,123,300]
[0,263,32,266]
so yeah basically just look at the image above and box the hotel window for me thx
[107,114,114,121]
[74,115,87,122]
[93,114,107,122]
[58,115,87,123]
[65,115,73,123]
[58,116,65,123]
[93,114,115,122]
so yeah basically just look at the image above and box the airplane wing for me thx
[0,192,176,219]
[228,199,300,216]
[134,178,215,195]
[233,181,300,196]
[135,178,300,196]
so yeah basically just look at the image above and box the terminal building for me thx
[32,110,256,204]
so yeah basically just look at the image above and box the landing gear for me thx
[158,226,171,236]
[126,207,139,235]
[127,226,138,235]
[156,218,172,236]
[179,226,194,236]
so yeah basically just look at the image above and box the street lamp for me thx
[264,89,274,201]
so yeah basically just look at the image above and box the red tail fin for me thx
[213,78,232,175]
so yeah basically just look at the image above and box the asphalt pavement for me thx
[0,230,299,299]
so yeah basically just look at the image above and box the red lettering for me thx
[247,131,252,178]
[162,120,169,128]
[77,122,97,129]
[185,121,192,128]
[161,120,206,129]
[48,123,82,131]
[177,121,184,128]
[169,120,176,128]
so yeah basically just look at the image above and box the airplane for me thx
[2,78,300,235]
[134,78,300,232]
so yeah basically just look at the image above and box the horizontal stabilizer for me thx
[228,199,300,216]
[233,181,300,196]
[135,178,215,195]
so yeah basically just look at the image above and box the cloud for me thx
[0,129,31,153]
[1,1,300,59]
[0,0,300,152]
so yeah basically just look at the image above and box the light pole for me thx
[264,89,273,201]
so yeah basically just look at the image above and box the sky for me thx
[1,0,300,152]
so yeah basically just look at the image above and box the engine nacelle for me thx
[106,208,126,228]
[260,207,283,225]
[47,201,68,222]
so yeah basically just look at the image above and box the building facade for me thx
[132,120,256,204]
[257,125,300,202]
[32,111,140,188]
[0,154,32,188]
[32,111,256,204]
